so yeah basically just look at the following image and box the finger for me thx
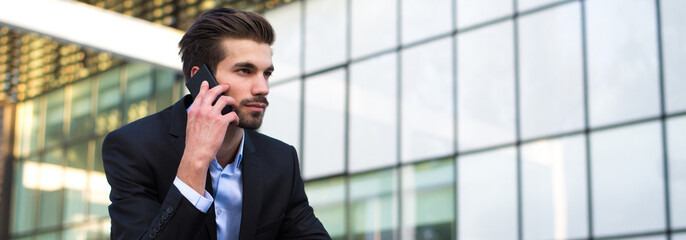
[223,112,239,126]
[203,84,230,108]
[193,81,210,106]
[211,95,236,113]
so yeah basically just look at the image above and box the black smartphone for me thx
[185,64,233,114]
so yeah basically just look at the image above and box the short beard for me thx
[236,96,268,130]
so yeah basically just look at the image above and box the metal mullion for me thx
[395,0,403,238]
[512,0,523,238]
[344,0,352,238]
[451,0,458,237]
[654,0,672,237]
[580,0,595,238]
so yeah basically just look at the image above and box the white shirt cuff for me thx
[173,176,214,213]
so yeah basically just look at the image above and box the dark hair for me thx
[178,8,275,81]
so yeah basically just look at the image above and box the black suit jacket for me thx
[102,95,330,240]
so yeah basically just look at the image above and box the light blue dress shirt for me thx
[173,104,244,240]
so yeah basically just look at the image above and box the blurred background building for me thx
[0,0,684,239]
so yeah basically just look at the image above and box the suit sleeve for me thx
[277,145,331,239]
[103,129,209,240]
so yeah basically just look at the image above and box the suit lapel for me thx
[239,131,262,240]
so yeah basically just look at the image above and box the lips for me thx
[243,102,267,112]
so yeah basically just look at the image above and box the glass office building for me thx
[1,0,685,239]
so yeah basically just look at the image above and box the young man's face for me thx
[214,38,273,130]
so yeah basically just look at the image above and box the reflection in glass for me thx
[303,70,346,179]
[260,79,302,153]
[15,98,42,157]
[401,159,454,240]
[590,121,665,236]
[457,0,512,29]
[125,63,152,123]
[351,0,397,58]
[521,135,588,239]
[96,67,122,136]
[305,178,346,240]
[661,0,686,113]
[518,3,584,140]
[457,21,516,151]
[154,69,176,111]
[265,2,302,82]
[69,80,93,140]
[586,0,660,127]
[36,232,58,240]
[305,0,346,73]
[402,38,454,162]
[11,157,39,234]
[349,53,397,171]
[401,0,452,44]
[44,88,65,148]
[38,148,63,228]
[64,142,89,224]
[667,116,686,228]
[458,147,517,240]
[350,169,397,240]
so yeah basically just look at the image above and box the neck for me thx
[216,125,243,168]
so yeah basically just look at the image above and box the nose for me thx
[252,76,269,96]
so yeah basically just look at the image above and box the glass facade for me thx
[9,62,183,239]
[259,0,686,239]
[2,0,685,239]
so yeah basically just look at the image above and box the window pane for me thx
[350,169,398,240]
[586,0,660,127]
[45,88,65,148]
[15,98,42,157]
[36,232,58,240]
[265,2,302,82]
[303,70,346,179]
[96,67,122,136]
[349,53,397,172]
[458,147,517,240]
[351,0,397,58]
[90,137,110,220]
[518,0,565,12]
[667,116,686,228]
[154,68,176,112]
[260,79,302,153]
[64,142,89,224]
[402,38,454,162]
[457,21,516,151]
[457,0,512,29]
[521,135,588,240]
[401,159,454,240]
[38,148,63,228]
[518,3,584,140]
[661,0,686,113]
[11,156,39,234]
[304,0,347,73]
[401,0,452,44]
[69,80,93,140]
[125,63,152,123]
[675,233,686,240]
[62,225,88,240]
[590,121,665,236]
[305,178,346,240]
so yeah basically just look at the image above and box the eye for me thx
[237,69,251,74]
[264,71,273,78]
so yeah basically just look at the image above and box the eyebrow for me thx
[234,62,274,72]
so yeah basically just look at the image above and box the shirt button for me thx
[216,209,222,215]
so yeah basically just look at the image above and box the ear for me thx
[190,66,200,77]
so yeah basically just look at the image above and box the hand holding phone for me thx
[185,64,234,114]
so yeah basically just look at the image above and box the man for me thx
[102,8,330,240]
